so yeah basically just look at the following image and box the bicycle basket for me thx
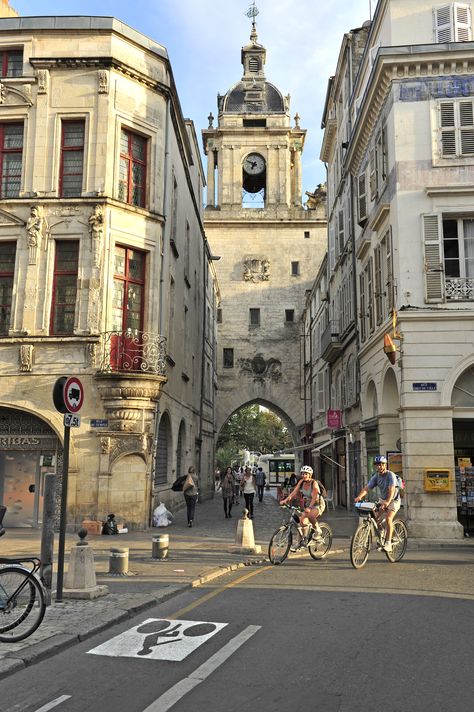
[355,502,376,516]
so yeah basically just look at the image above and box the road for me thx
[1,546,473,712]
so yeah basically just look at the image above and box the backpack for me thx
[171,475,187,492]
[316,480,327,499]
[396,475,405,498]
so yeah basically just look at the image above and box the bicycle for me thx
[268,504,333,565]
[0,505,47,642]
[350,500,408,569]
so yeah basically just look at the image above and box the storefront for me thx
[0,408,59,527]
[453,420,474,534]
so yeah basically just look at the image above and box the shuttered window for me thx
[439,100,474,157]
[154,415,169,485]
[434,4,472,42]
[422,214,444,302]
[358,172,368,225]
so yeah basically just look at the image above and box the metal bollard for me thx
[109,547,129,574]
[152,533,169,560]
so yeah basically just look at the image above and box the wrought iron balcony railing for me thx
[97,329,167,376]
[445,277,474,301]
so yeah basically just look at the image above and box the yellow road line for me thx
[169,565,272,619]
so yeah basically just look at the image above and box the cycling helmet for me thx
[374,455,387,464]
[300,465,313,475]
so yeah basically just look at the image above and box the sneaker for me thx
[311,533,323,543]
[383,542,393,552]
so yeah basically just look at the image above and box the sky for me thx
[13,0,374,194]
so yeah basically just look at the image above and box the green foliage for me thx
[217,405,292,458]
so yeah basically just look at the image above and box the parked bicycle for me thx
[350,500,408,569]
[0,505,47,642]
[268,504,333,565]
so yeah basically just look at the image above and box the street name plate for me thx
[412,382,437,391]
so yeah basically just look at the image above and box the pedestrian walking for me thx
[219,466,235,518]
[233,466,243,504]
[183,466,198,527]
[255,466,266,502]
[241,466,256,518]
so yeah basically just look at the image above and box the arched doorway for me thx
[452,364,474,533]
[0,407,59,527]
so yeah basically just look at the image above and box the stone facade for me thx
[0,17,218,529]
[203,22,327,446]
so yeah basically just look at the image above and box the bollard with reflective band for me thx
[152,533,169,559]
[109,547,129,574]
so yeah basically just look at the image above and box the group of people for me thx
[217,465,266,519]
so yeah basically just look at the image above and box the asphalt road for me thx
[1,547,473,712]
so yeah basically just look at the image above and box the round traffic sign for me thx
[63,376,84,413]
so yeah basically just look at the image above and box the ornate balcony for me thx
[321,320,343,363]
[445,277,474,301]
[94,329,167,433]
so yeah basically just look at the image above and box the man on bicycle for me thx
[354,455,400,552]
[280,465,325,549]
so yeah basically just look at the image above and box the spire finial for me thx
[245,1,259,42]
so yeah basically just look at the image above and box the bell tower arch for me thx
[203,8,327,445]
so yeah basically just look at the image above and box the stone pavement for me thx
[0,491,470,679]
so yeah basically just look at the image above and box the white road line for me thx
[33,696,72,712]
[141,624,261,712]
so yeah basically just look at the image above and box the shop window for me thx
[59,120,85,197]
[50,241,79,334]
[0,123,23,199]
[118,128,147,208]
[0,49,22,77]
[0,241,15,336]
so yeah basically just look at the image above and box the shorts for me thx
[302,499,325,517]
[387,498,401,513]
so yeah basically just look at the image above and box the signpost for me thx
[53,375,84,603]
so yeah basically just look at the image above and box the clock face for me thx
[243,153,265,175]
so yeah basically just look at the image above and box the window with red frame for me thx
[118,129,147,208]
[50,241,79,335]
[0,123,23,199]
[0,50,22,78]
[0,242,16,336]
[112,246,145,333]
[59,120,85,197]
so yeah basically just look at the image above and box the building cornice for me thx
[346,43,474,175]
[426,184,474,197]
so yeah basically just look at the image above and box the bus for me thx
[257,453,295,486]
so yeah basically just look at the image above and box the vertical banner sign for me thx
[52,376,84,602]
[327,409,342,429]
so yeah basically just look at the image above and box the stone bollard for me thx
[109,546,129,574]
[62,528,108,600]
[228,508,262,554]
[152,533,169,560]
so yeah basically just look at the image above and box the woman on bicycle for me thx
[280,465,325,547]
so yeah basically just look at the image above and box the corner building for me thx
[0,16,218,529]
[203,22,327,445]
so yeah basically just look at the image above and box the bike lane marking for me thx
[33,695,72,712]
[140,625,261,712]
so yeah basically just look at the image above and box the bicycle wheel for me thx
[308,523,332,560]
[0,567,46,642]
[350,523,372,569]
[385,520,408,563]
[268,526,292,565]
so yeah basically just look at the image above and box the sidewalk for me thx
[0,492,470,679]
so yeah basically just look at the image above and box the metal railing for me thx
[97,329,167,376]
[445,277,474,301]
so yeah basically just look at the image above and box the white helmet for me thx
[300,465,313,475]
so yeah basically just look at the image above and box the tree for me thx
[217,405,292,455]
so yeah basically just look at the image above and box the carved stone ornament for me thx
[98,69,109,94]
[243,258,270,282]
[106,434,151,466]
[0,83,6,104]
[88,205,104,268]
[26,205,45,265]
[238,353,282,383]
[19,344,34,372]
[37,69,49,94]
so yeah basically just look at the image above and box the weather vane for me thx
[245,1,259,22]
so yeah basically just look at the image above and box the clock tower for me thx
[203,12,327,446]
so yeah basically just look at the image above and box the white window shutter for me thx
[459,100,474,154]
[329,223,336,272]
[434,5,453,42]
[358,172,367,224]
[369,147,377,201]
[454,3,472,41]
[439,101,457,156]
[423,214,445,302]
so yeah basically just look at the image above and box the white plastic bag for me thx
[153,503,173,527]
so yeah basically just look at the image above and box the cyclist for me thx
[280,465,325,549]
[354,455,400,552]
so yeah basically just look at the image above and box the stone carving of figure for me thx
[262,259,270,280]
[243,258,270,282]
[19,344,34,372]
[208,112,214,128]
[98,70,109,94]
[26,206,44,264]
[37,69,49,94]
[89,205,104,268]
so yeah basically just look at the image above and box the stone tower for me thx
[203,15,327,443]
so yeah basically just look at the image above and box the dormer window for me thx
[249,57,259,72]
[0,50,22,78]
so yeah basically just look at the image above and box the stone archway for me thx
[218,397,300,448]
[380,367,401,452]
